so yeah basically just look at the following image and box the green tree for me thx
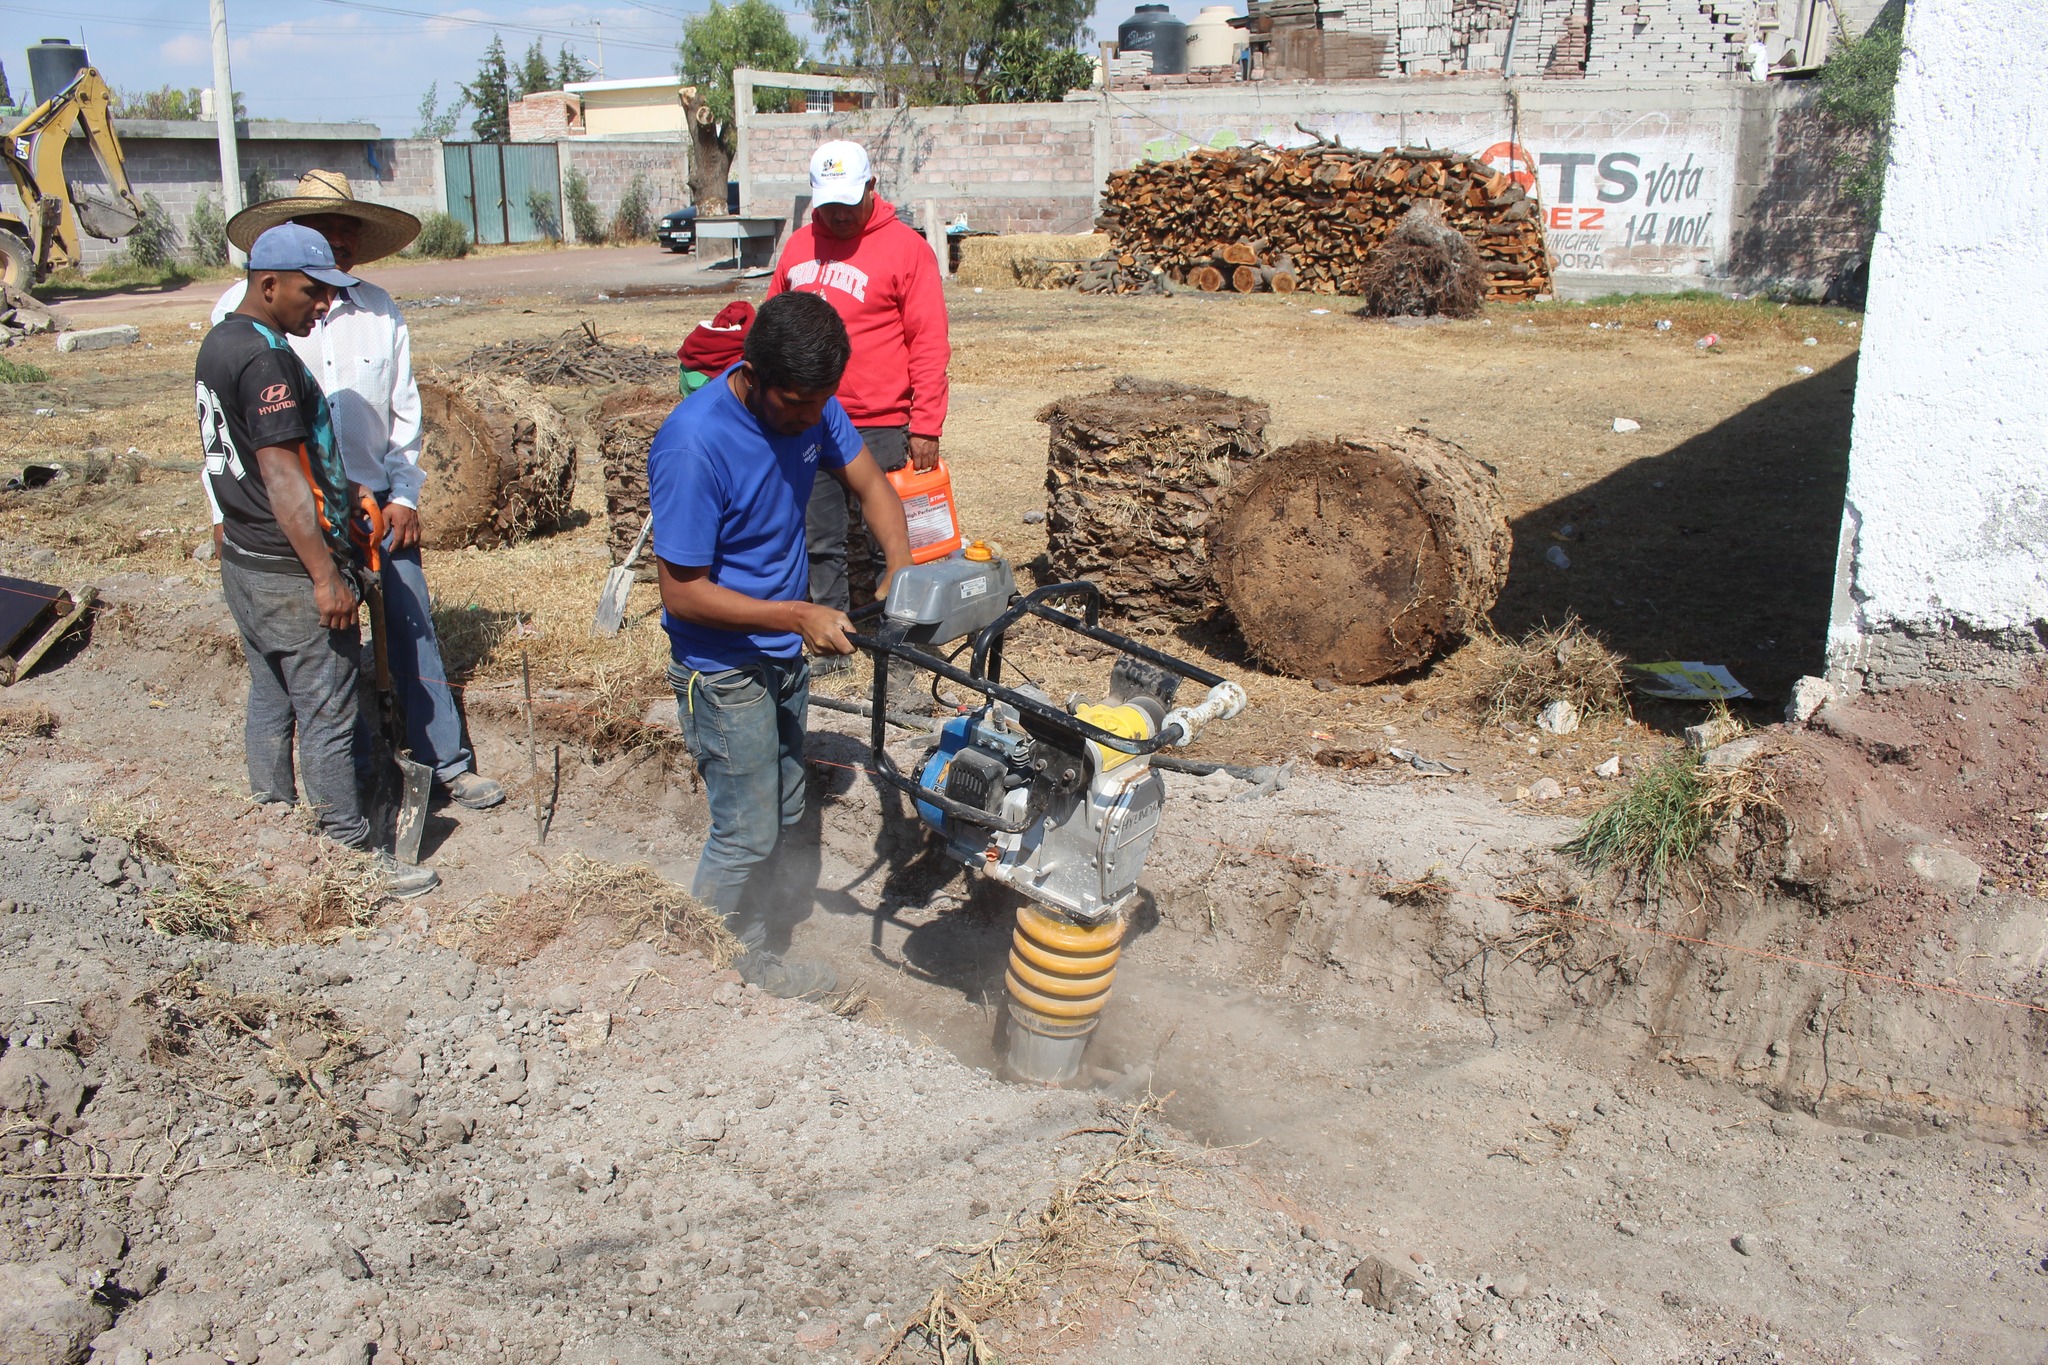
[517,39,555,96]
[413,80,469,139]
[809,0,1093,104]
[676,0,806,211]
[1818,1,1905,226]
[555,45,596,87]
[982,27,1094,102]
[114,86,246,120]
[462,34,515,143]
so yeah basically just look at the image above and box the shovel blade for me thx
[592,567,634,636]
[393,752,432,865]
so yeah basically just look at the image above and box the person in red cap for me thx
[769,139,950,666]
[678,299,756,395]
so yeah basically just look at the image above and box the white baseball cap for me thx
[809,140,873,208]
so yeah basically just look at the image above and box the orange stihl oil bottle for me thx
[886,458,963,564]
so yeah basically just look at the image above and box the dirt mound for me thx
[456,323,675,388]
[1737,668,2048,917]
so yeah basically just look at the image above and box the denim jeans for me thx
[806,424,908,613]
[220,557,371,848]
[671,656,811,950]
[374,502,473,783]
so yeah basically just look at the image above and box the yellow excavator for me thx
[0,64,142,289]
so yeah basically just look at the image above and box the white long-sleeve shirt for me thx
[210,278,425,508]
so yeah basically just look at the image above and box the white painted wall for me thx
[1827,0,2048,683]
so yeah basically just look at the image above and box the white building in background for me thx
[1828,0,2048,688]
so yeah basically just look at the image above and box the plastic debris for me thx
[1388,747,1465,776]
[1696,333,1721,350]
[1545,545,1571,570]
[1630,661,1751,701]
[1654,319,1673,331]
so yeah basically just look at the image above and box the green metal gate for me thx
[443,142,560,246]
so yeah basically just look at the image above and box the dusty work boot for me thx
[439,772,505,810]
[733,949,838,1001]
[371,852,440,900]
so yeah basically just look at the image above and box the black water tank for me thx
[27,38,88,108]
[1118,5,1189,74]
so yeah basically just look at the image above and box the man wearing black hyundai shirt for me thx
[197,223,437,897]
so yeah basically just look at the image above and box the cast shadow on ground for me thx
[1489,352,1857,709]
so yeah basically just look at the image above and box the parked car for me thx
[657,206,697,252]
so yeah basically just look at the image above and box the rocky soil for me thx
[0,562,2044,1365]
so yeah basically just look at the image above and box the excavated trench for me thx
[7,580,2048,1360]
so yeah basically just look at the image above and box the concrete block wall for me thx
[737,79,1863,295]
[743,103,1098,235]
[1826,0,2048,688]
[558,141,689,242]
[54,125,442,269]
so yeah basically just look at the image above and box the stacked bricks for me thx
[1585,0,1746,77]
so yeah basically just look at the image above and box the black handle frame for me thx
[841,581,1225,828]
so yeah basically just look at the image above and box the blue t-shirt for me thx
[648,372,862,671]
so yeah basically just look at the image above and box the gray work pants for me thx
[220,557,371,849]
[806,424,908,613]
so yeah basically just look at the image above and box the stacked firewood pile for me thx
[1096,139,1552,300]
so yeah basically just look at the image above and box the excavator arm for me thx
[0,68,143,288]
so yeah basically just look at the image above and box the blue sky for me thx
[0,1,1211,138]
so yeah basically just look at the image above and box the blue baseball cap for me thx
[247,222,358,288]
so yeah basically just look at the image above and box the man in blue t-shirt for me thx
[649,291,912,998]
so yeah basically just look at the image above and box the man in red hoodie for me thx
[769,140,950,644]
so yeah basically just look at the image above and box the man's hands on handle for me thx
[254,445,360,631]
[908,434,940,473]
[657,561,859,656]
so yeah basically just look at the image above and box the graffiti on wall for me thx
[1481,141,1723,274]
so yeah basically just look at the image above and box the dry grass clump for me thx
[887,1099,1202,1361]
[952,233,1110,290]
[0,703,57,741]
[1481,614,1630,726]
[259,845,387,940]
[458,853,740,968]
[1384,868,1453,908]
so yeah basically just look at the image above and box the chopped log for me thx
[1038,377,1269,623]
[1269,270,1300,294]
[1211,432,1512,684]
[1221,241,1261,266]
[596,386,677,582]
[415,376,580,551]
[1188,264,1226,292]
[1231,264,1261,293]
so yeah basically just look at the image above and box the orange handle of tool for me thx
[351,491,385,573]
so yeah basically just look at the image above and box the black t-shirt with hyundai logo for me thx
[196,312,351,571]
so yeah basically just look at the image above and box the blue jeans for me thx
[374,511,472,783]
[671,656,811,950]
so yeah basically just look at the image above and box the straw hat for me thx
[227,169,421,264]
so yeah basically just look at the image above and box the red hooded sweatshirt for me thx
[768,197,950,438]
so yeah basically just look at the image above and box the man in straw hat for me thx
[212,171,504,814]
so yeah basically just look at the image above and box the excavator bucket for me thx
[72,184,138,241]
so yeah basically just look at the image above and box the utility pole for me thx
[209,0,244,265]
[575,19,605,79]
